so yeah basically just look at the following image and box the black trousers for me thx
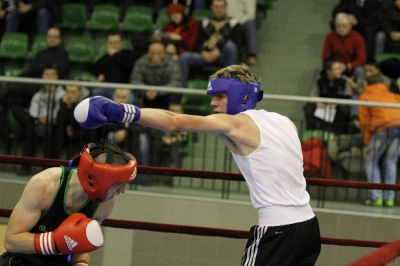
[241,216,321,266]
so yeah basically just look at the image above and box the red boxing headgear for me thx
[71,140,137,202]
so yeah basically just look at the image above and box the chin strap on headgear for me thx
[71,140,137,202]
[206,77,263,115]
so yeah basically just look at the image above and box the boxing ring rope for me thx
[0,155,400,248]
[1,154,400,191]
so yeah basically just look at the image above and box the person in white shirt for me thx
[74,64,321,266]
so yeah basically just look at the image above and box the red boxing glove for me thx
[34,213,104,255]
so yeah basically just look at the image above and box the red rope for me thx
[0,208,390,248]
[1,155,400,190]
[348,239,400,266]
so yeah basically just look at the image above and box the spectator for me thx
[130,41,183,97]
[358,72,400,207]
[1,27,69,110]
[130,41,181,184]
[105,88,151,184]
[331,0,384,59]
[5,0,56,36]
[90,31,140,99]
[178,0,242,85]
[0,140,137,266]
[226,0,257,65]
[375,0,400,56]
[12,65,65,175]
[363,58,400,93]
[55,84,91,159]
[153,3,199,60]
[323,12,367,82]
[105,88,144,153]
[30,27,69,79]
[304,58,357,135]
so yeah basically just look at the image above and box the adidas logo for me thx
[64,235,78,250]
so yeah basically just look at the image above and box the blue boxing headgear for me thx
[206,77,263,115]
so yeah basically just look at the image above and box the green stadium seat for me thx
[58,3,87,30]
[0,33,29,59]
[4,67,24,77]
[87,4,120,31]
[181,79,213,116]
[27,35,47,59]
[153,7,169,31]
[192,9,213,21]
[65,36,96,64]
[375,53,400,63]
[73,72,97,82]
[120,5,153,33]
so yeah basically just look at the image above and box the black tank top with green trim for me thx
[6,166,99,265]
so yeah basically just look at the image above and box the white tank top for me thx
[231,110,314,226]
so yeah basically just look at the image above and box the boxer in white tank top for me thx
[74,64,322,266]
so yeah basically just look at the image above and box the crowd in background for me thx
[0,0,262,186]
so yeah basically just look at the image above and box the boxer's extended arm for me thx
[74,96,236,134]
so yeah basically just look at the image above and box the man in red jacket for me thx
[322,12,366,82]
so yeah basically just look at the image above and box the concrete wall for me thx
[1,179,400,265]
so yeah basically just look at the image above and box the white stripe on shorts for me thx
[241,225,268,266]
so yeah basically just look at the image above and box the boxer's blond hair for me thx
[209,64,260,83]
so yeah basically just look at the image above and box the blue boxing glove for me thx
[74,96,141,129]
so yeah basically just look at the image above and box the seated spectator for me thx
[2,27,69,109]
[12,65,65,175]
[30,27,69,79]
[178,0,242,85]
[226,0,257,65]
[90,31,141,99]
[5,0,56,36]
[129,41,182,183]
[331,0,383,59]
[375,0,400,56]
[105,88,142,153]
[105,88,150,183]
[153,3,199,60]
[304,58,357,135]
[323,12,366,82]
[55,84,90,159]
[130,41,183,99]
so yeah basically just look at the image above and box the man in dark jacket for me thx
[90,31,140,99]
[178,0,242,85]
